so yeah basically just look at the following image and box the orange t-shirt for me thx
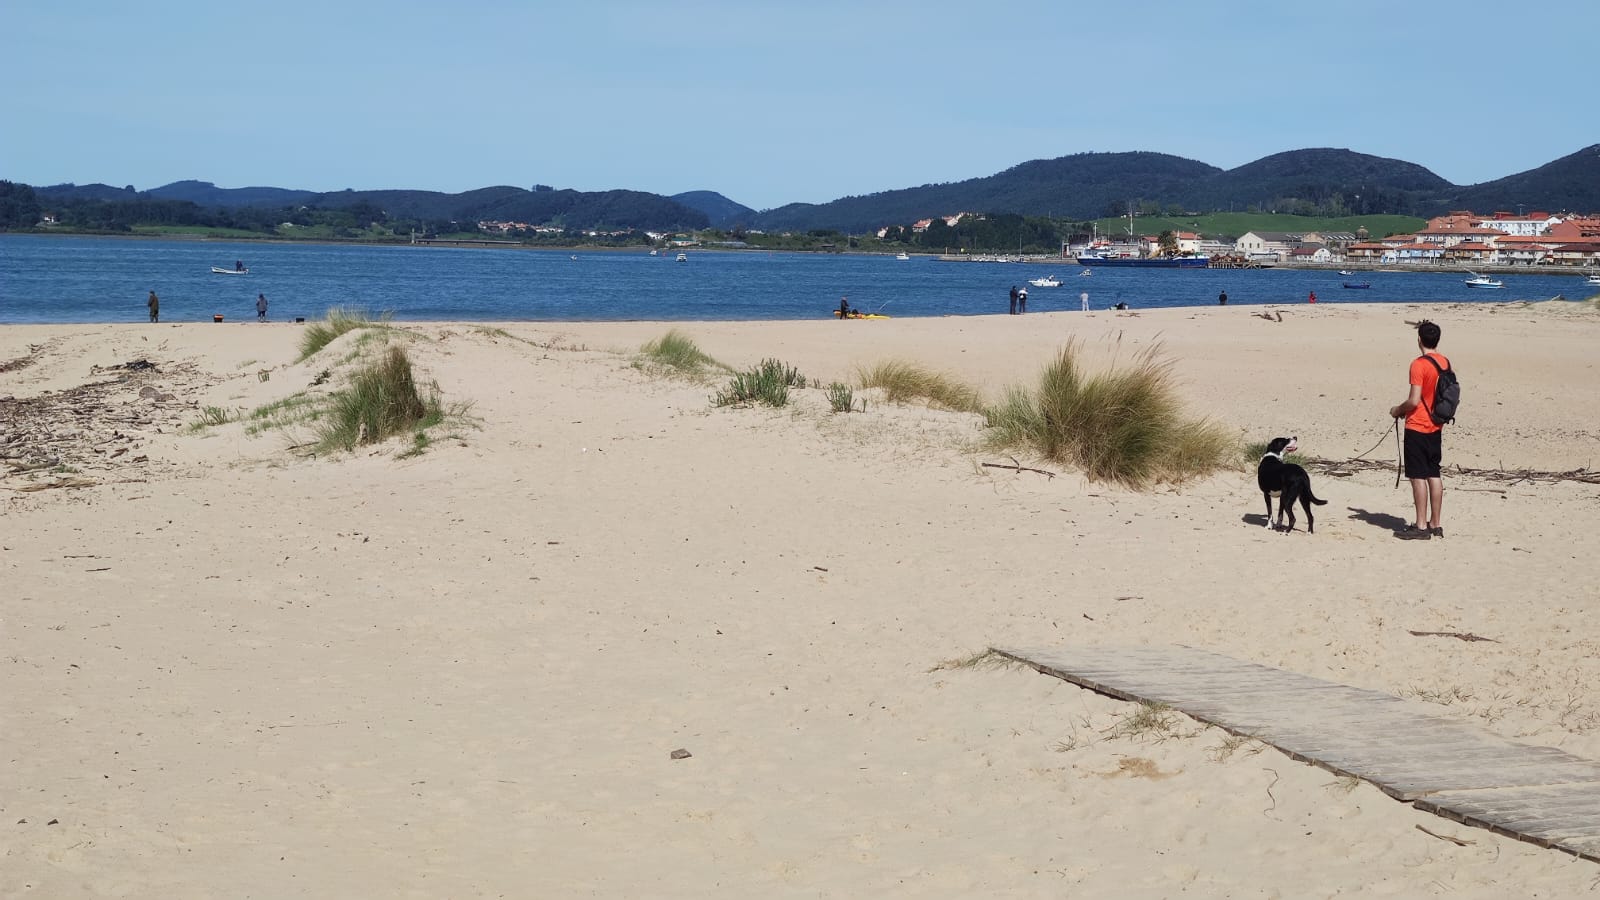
[1406,351,1450,434]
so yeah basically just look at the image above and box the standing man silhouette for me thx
[147,290,160,323]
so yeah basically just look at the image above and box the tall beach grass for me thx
[856,360,983,413]
[985,341,1235,487]
[316,346,443,451]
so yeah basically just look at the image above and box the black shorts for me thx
[1403,428,1442,479]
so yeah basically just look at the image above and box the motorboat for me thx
[676,252,688,262]
[1341,282,1371,289]
[1338,270,1356,276]
[1029,275,1061,288]
[895,252,910,260]
[1463,273,1504,289]
[1078,269,1093,277]
[1586,274,1600,286]
[211,266,248,275]
[649,249,658,256]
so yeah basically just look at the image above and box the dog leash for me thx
[1392,418,1402,489]
[1346,418,1405,489]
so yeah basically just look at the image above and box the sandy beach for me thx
[5,299,1600,897]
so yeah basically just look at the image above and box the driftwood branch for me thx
[1309,457,1599,486]
[1407,630,1500,643]
[1415,824,1474,846]
[982,458,1057,479]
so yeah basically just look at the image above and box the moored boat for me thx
[210,266,248,275]
[895,252,910,260]
[1464,273,1504,289]
[1341,282,1371,289]
[676,252,688,262]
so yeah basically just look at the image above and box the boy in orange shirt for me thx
[1388,320,1449,540]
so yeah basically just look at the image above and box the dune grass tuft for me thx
[826,382,856,413]
[856,360,983,412]
[984,341,1236,487]
[712,358,806,408]
[298,307,391,361]
[637,329,729,376]
[316,346,443,452]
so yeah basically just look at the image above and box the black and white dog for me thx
[1257,436,1328,534]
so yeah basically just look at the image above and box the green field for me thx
[1086,213,1424,242]
[131,224,269,239]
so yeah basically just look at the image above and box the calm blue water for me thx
[0,234,1588,324]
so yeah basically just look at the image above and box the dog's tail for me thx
[1307,489,1328,506]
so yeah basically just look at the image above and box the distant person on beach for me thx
[1219,290,1228,305]
[147,290,159,323]
[1308,290,1317,304]
[1081,290,1089,312]
[1009,285,1019,315]
[256,293,268,322]
[1017,287,1028,313]
[1113,301,1129,310]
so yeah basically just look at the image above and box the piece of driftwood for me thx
[12,477,98,492]
[982,459,1057,479]
[1310,456,1599,486]
[1415,824,1474,846]
[1407,630,1499,643]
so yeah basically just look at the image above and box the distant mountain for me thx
[671,191,755,229]
[750,148,1476,232]
[1444,144,1600,216]
[300,186,708,230]
[34,182,142,202]
[1187,148,1452,216]
[752,152,1222,234]
[147,180,316,208]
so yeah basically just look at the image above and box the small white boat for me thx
[1078,269,1093,277]
[649,249,658,256]
[1338,270,1355,276]
[211,266,248,275]
[1585,274,1600,286]
[676,252,688,262]
[1029,275,1061,288]
[895,252,910,260]
[570,255,578,260]
[1463,273,1503,289]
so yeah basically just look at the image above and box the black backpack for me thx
[1420,355,1460,426]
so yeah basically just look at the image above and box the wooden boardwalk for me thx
[997,644,1600,863]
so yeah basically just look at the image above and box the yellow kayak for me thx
[832,310,891,319]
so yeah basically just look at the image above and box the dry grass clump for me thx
[637,329,730,376]
[856,360,983,413]
[984,341,1236,487]
[298,307,393,361]
[316,346,444,452]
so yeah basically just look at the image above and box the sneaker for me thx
[1431,527,1445,539]
[1394,525,1432,540]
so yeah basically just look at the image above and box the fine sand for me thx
[5,299,1600,897]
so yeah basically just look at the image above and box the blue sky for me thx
[3,0,1593,211]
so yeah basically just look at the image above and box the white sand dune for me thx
[5,300,1599,897]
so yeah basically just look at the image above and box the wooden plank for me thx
[997,644,1600,863]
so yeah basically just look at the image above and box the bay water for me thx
[0,234,1585,325]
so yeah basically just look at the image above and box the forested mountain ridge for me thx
[748,146,1599,232]
[671,191,755,229]
[10,144,1596,236]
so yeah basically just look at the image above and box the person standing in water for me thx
[256,293,269,322]
[147,290,160,323]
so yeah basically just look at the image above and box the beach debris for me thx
[981,457,1057,479]
[1415,824,1474,846]
[1407,630,1499,643]
[669,748,692,760]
